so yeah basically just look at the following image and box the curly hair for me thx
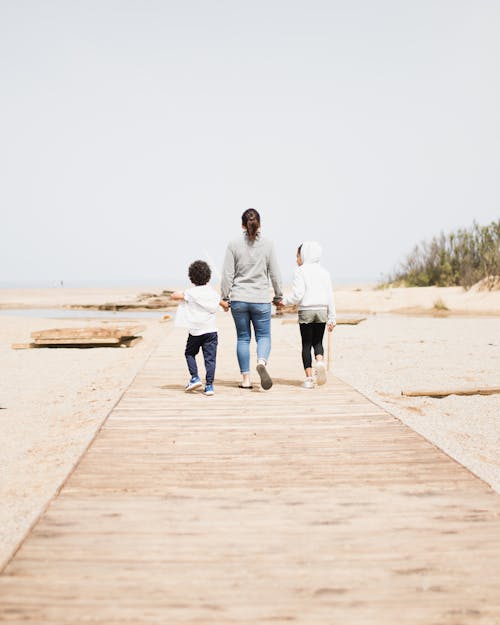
[188,260,211,286]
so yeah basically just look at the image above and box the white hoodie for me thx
[175,284,220,335]
[282,241,336,323]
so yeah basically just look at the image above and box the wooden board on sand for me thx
[30,325,145,341]
[402,386,500,398]
[11,325,145,349]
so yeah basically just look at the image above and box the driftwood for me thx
[12,325,145,349]
[67,290,176,312]
[401,387,500,398]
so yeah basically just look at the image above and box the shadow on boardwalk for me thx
[161,377,303,391]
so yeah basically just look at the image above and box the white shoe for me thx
[256,363,273,390]
[185,376,203,392]
[315,361,327,385]
[301,377,315,389]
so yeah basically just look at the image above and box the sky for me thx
[1,0,499,286]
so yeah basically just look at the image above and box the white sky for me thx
[1,0,499,286]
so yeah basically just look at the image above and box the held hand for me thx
[327,322,335,332]
[220,300,230,312]
[171,291,185,301]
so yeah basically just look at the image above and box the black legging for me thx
[299,322,326,369]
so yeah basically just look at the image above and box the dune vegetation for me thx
[385,219,500,289]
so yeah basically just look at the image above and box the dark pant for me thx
[184,332,218,385]
[299,322,326,369]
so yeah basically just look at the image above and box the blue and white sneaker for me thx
[185,376,202,392]
[204,384,214,396]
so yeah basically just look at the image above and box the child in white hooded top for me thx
[280,241,336,388]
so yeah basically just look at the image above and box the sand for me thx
[0,284,499,571]
[335,284,500,315]
[332,315,500,491]
[0,313,165,569]
[0,287,162,309]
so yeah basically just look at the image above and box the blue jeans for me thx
[231,301,272,374]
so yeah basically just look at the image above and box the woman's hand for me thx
[220,300,230,312]
[327,321,336,332]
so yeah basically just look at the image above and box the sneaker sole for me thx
[185,382,203,392]
[256,364,273,390]
[204,391,214,396]
[315,366,327,386]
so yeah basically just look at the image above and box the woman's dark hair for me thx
[188,260,211,286]
[242,208,261,241]
[297,244,303,256]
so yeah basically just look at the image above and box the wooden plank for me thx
[337,316,367,324]
[13,336,143,348]
[120,336,143,348]
[402,386,500,397]
[33,337,122,345]
[31,325,145,340]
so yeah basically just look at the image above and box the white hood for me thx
[283,240,336,323]
[300,241,322,264]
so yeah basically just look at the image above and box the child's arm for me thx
[170,291,185,301]
[282,269,305,306]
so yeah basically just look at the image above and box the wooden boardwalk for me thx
[1,315,500,624]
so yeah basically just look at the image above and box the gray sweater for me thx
[221,234,283,303]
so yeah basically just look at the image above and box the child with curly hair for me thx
[172,260,228,396]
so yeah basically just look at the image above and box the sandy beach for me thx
[0,310,165,569]
[0,284,499,571]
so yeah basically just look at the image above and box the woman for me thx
[221,208,283,389]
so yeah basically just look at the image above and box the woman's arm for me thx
[221,245,235,301]
[268,243,283,301]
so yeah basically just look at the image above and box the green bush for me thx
[384,219,500,289]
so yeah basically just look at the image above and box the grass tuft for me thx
[433,298,449,311]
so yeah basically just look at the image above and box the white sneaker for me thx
[256,363,273,390]
[301,377,315,389]
[204,384,214,396]
[185,376,203,392]
[315,361,327,385]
